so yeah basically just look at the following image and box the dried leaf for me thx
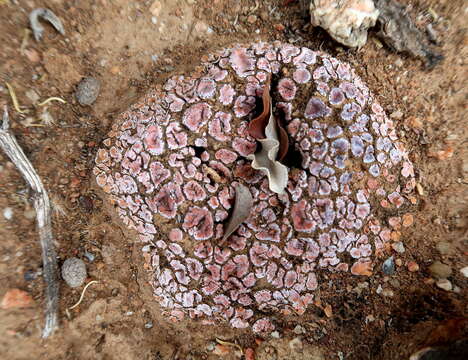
[248,75,271,140]
[324,304,333,318]
[276,117,289,161]
[221,184,253,243]
[248,103,289,194]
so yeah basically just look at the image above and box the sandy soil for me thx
[0,0,466,359]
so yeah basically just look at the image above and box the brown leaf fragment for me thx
[221,184,253,244]
[375,0,443,69]
[248,73,290,162]
[248,74,271,140]
[276,117,289,162]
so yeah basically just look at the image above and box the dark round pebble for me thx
[75,77,100,105]
[24,269,37,281]
[382,256,395,275]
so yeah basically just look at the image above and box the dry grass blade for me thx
[65,280,99,319]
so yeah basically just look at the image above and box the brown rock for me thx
[245,348,255,360]
[402,213,414,227]
[274,24,286,31]
[407,261,419,272]
[351,260,373,276]
[1,289,34,309]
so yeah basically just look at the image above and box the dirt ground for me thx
[0,0,466,359]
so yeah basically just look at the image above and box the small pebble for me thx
[274,23,285,31]
[84,251,95,262]
[382,256,395,275]
[429,261,452,279]
[61,257,87,288]
[392,242,405,253]
[247,15,257,24]
[407,261,419,272]
[75,77,101,106]
[271,330,281,338]
[436,279,452,291]
[206,342,216,351]
[293,325,305,334]
[23,269,38,281]
[382,289,394,297]
[23,209,36,220]
[394,58,404,67]
[460,266,468,278]
[395,258,403,266]
[145,321,154,329]
[436,241,452,255]
[3,207,13,220]
[390,110,403,119]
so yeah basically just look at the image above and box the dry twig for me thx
[0,106,59,338]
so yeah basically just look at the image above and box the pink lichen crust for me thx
[94,42,416,332]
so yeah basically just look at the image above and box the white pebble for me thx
[271,330,281,338]
[3,207,13,220]
[436,279,452,291]
[460,266,468,278]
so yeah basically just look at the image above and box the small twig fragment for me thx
[29,8,65,41]
[220,184,253,244]
[0,106,59,338]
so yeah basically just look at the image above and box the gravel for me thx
[61,257,87,288]
[75,77,100,105]
[435,279,452,291]
[382,256,395,275]
[428,261,452,279]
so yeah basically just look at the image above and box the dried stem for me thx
[0,106,59,338]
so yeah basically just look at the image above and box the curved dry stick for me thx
[0,106,59,338]
[29,8,65,41]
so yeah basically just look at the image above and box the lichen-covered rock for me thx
[94,42,416,332]
[310,0,379,48]
[62,257,87,288]
[75,77,100,106]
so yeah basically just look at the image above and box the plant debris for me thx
[248,74,289,161]
[29,8,65,42]
[38,97,67,106]
[5,82,28,114]
[215,338,243,353]
[0,106,59,338]
[220,184,253,244]
[375,0,443,69]
[247,75,289,194]
[248,75,272,140]
[248,101,289,194]
[65,280,99,319]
